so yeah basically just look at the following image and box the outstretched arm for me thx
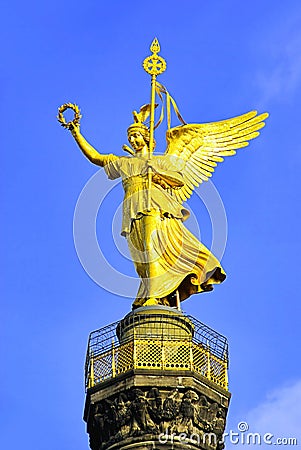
[68,123,109,167]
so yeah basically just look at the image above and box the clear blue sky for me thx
[2,1,301,448]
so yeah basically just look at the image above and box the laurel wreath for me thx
[57,103,82,129]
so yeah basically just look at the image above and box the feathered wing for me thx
[164,110,269,203]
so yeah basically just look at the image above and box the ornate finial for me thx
[150,37,160,54]
[143,38,166,76]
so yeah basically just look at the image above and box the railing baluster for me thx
[88,352,95,388]
[189,342,194,371]
[206,340,211,380]
[111,339,116,378]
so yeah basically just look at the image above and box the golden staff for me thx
[143,38,167,211]
[142,39,167,302]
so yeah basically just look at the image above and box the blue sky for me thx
[2,1,301,448]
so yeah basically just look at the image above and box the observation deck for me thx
[85,306,229,391]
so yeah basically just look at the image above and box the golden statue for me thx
[58,39,268,309]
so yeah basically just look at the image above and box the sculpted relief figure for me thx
[89,387,227,448]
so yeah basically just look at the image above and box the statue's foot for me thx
[143,298,159,306]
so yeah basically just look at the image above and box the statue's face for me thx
[128,131,146,152]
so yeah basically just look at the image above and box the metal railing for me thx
[87,339,228,390]
[85,313,229,391]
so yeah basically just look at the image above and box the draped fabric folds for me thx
[129,215,226,308]
[104,154,226,307]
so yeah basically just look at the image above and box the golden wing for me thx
[165,110,269,203]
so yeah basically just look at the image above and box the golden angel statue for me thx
[58,39,268,310]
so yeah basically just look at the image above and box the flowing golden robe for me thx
[104,154,226,307]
